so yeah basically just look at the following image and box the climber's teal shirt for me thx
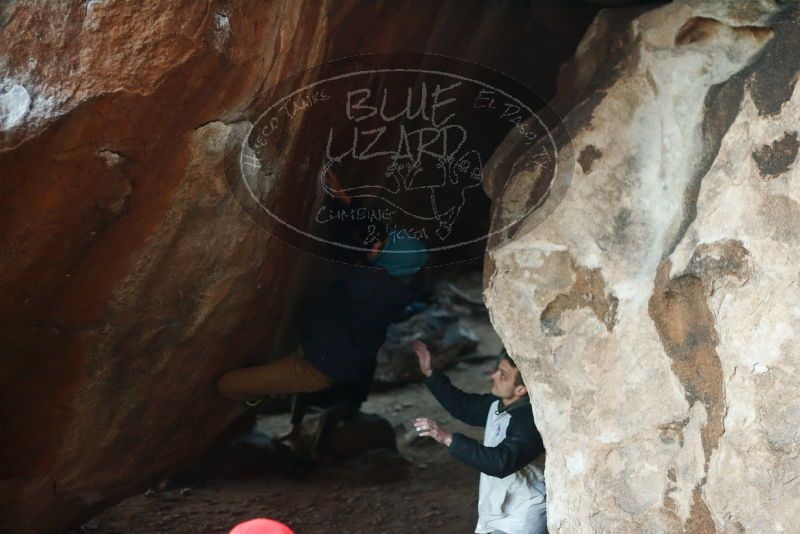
[371,232,430,277]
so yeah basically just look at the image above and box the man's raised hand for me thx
[411,340,432,377]
[414,417,453,447]
[323,167,351,205]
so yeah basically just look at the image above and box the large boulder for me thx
[485,1,800,532]
[0,1,602,531]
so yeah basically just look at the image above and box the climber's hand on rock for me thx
[411,340,432,377]
[324,167,351,205]
[414,417,452,446]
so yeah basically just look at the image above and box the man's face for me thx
[490,358,522,400]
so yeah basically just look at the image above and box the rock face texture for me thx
[375,283,481,387]
[485,0,800,532]
[0,1,601,532]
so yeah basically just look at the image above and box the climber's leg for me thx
[275,394,310,442]
[216,347,332,401]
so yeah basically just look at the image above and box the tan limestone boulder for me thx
[485,1,800,531]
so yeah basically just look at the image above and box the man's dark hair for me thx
[499,348,526,389]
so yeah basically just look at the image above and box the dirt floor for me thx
[83,283,506,534]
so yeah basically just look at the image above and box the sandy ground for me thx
[82,292,506,534]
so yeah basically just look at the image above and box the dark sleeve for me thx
[327,197,387,267]
[422,370,497,427]
[331,198,382,245]
[448,415,545,478]
[326,198,362,264]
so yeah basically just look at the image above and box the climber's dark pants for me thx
[216,346,332,400]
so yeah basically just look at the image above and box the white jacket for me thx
[475,399,547,534]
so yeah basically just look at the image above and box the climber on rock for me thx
[411,341,547,534]
[216,167,430,408]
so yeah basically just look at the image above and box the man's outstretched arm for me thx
[423,370,497,427]
[448,417,545,478]
[412,341,496,427]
